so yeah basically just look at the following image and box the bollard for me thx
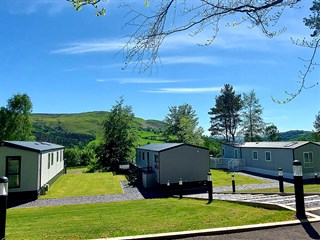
[232,175,236,193]
[179,178,183,199]
[0,176,8,240]
[292,160,306,219]
[167,180,171,197]
[207,172,213,203]
[278,168,284,193]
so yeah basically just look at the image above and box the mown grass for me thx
[211,169,267,187]
[6,198,294,240]
[40,172,126,199]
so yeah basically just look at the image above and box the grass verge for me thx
[211,169,267,187]
[7,198,294,239]
[40,172,126,199]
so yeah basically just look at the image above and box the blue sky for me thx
[0,0,319,135]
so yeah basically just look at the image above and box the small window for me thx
[60,150,63,162]
[6,156,21,188]
[142,152,145,161]
[222,148,225,157]
[234,149,238,159]
[57,152,59,162]
[303,152,313,168]
[51,153,54,165]
[253,151,258,160]
[154,155,159,169]
[48,154,51,169]
[265,151,271,161]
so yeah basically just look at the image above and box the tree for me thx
[70,0,319,102]
[240,90,265,142]
[163,103,204,145]
[0,93,34,141]
[314,111,320,132]
[209,84,242,142]
[312,111,320,141]
[97,98,137,171]
[265,124,280,141]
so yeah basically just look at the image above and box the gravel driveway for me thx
[10,182,144,209]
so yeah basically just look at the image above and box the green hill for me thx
[31,111,166,148]
[279,130,313,141]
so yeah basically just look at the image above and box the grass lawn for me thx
[6,198,294,239]
[40,171,126,199]
[211,169,267,187]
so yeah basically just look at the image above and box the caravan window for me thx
[6,156,21,188]
[253,151,258,160]
[303,152,313,168]
[265,151,272,161]
[234,149,238,159]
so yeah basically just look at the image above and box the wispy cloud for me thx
[52,40,125,54]
[6,1,68,15]
[97,78,182,84]
[142,86,222,94]
[159,56,220,65]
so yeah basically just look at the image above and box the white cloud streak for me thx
[97,78,182,84]
[142,87,222,94]
[159,56,220,65]
[51,40,125,54]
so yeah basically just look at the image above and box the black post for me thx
[0,176,8,240]
[179,178,183,199]
[207,172,213,203]
[278,168,284,193]
[293,160,306,219]
[167,180,171,197]
[232,175,236,193]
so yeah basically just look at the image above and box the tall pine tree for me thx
[240,90,265,142]
[209,84,242,142]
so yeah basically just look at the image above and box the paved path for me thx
[182,221,320,239]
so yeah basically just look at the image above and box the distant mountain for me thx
[31,111,166,148]
[279,130,313,141]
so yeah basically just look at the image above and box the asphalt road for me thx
[182,221,320,240]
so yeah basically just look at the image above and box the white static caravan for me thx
[0,141,65,200]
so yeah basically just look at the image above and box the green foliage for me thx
[163,103,204,146]
[0,93,34,141]
[314,111,320,132]
[209,84,242,142]
[32,122,95,148]
[64,140,100,167]
[240,90,265,142]
[304,0,320,37]
[201,136,221,156]
[265,124,280,141]
[69,0,106,16]
[97,98,138,171]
